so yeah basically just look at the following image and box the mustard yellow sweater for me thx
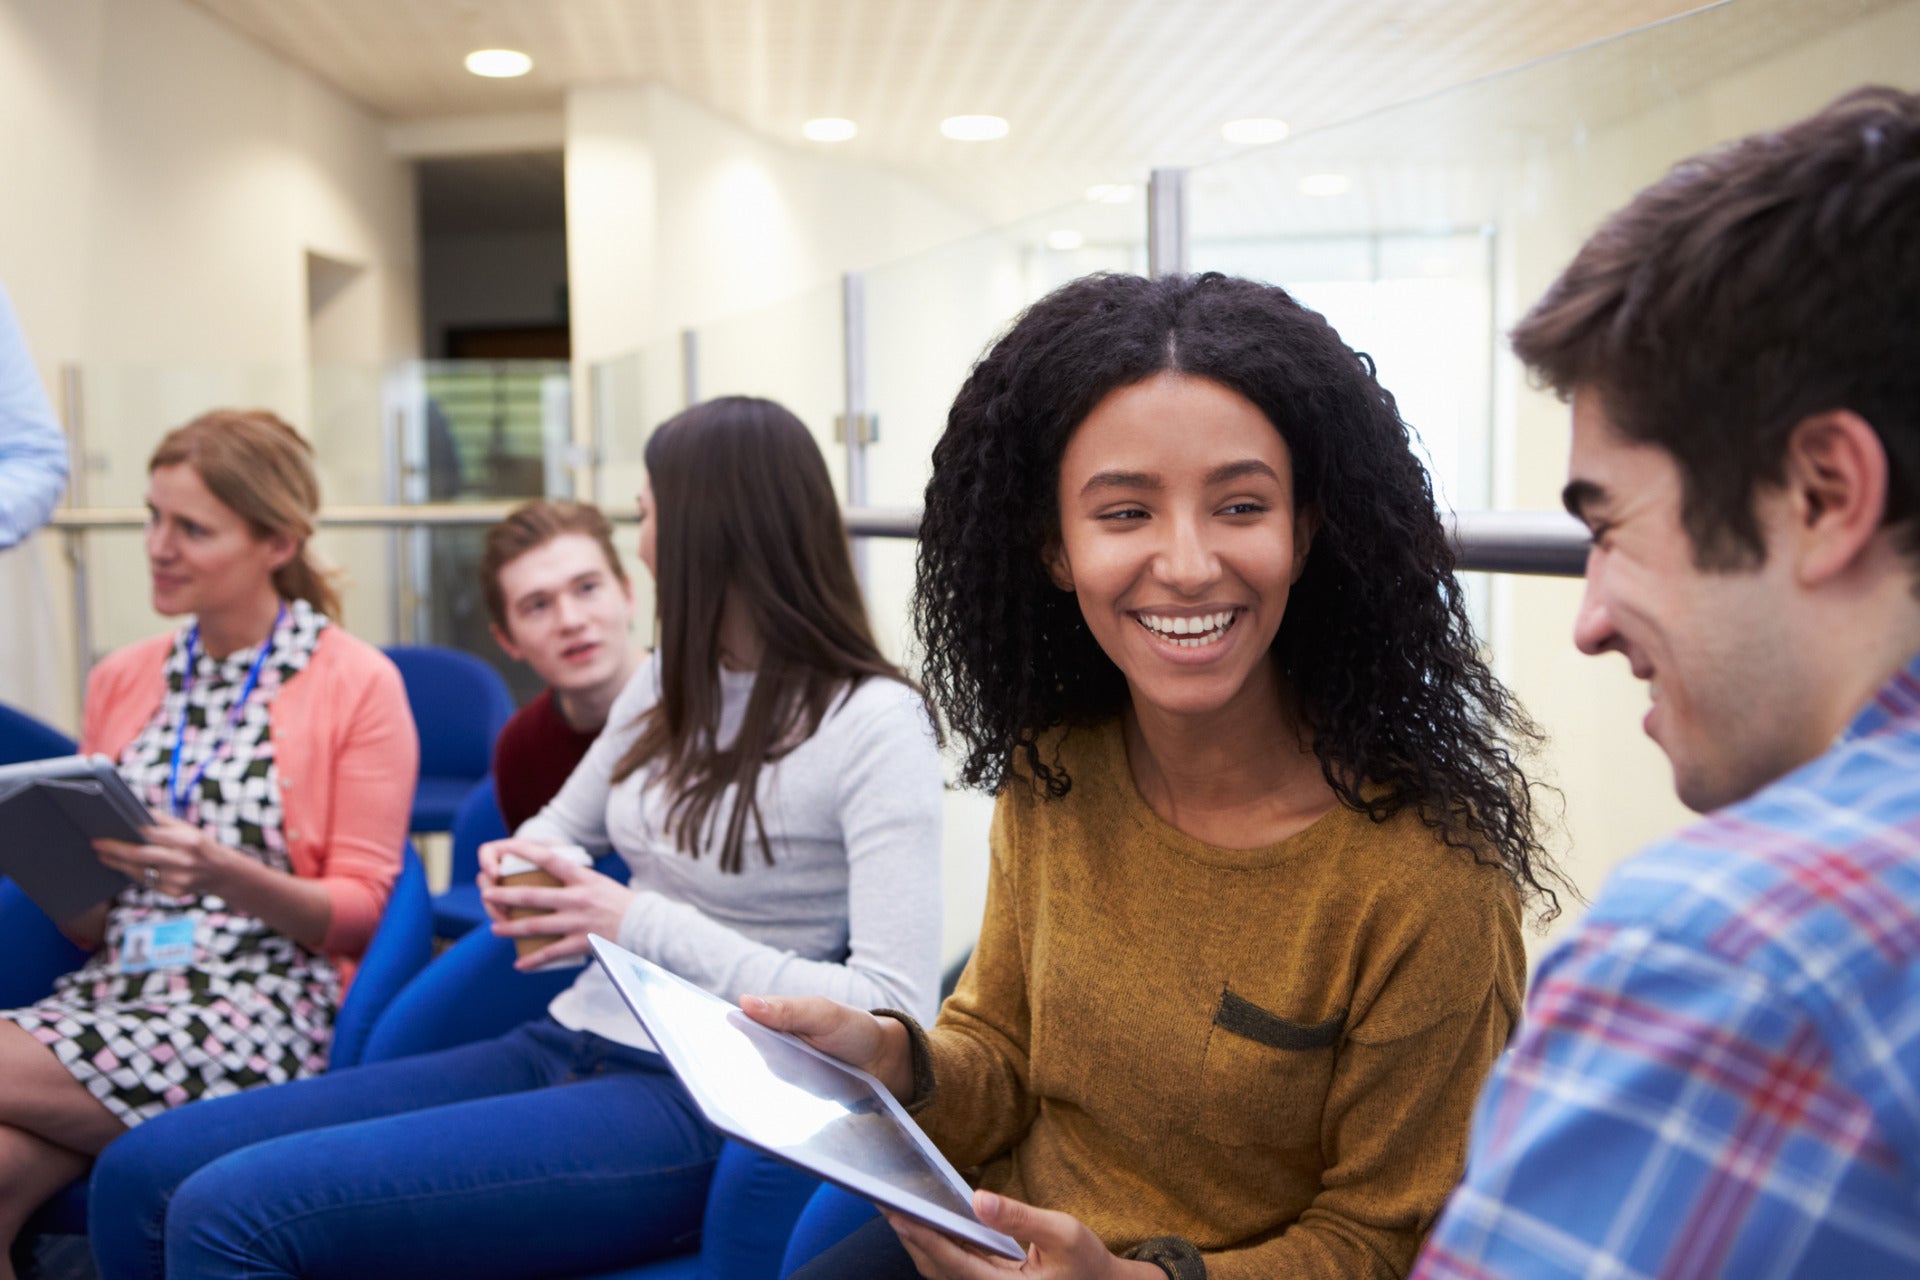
[905,718,1525,1280]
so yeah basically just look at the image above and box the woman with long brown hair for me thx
[92,396,946,1280]
[0,409,417,1277]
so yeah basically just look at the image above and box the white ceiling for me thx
[187,0,1730,220]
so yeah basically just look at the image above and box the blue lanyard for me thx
[166,605,285,818]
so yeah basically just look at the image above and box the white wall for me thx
[0,0,418,730]
[565,84,987,363]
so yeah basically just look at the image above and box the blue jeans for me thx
[90,1019,726,1280]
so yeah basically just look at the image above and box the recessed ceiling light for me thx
[1222,117,1290,146]
[940,115,1009,141]
[1300,172,1353,197]
[1084,183,1138,204]
[465,49,532,78]
[802,117,858,142]
[1045,229,1086,251]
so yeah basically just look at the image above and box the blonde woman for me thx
[0,410,417,1276]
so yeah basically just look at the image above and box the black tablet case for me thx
[0,756,145,919]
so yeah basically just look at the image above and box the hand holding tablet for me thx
[883,1192,1164,1280]
[587,936,1025,1262]
[735,991,918,1101]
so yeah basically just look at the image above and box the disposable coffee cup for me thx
[498,844,594,970]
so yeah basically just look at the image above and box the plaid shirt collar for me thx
[1839,647,1920,745]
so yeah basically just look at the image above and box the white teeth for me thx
[1138,611,1235,645]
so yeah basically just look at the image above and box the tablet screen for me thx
[612,948,974,1219]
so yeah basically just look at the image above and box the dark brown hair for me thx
[480,499,629,635]
[1512,85,1920,569]
[612,396,922,873]
[150,409,340,618]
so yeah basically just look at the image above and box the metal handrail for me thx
[43,504,1584,722]
[49,505,1587,572]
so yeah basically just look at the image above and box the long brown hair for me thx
[150,409,341,618]
[612,396,921,872]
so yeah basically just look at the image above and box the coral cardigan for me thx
[80,624,418,989]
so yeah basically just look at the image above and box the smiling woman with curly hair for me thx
[754,271,1567,1280]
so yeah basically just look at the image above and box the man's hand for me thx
[884,1192,1162,1280]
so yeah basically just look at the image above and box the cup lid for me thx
[498,844,594,878]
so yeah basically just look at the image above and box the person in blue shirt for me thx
[0,283,69,550]
[1416,86,1920,1280]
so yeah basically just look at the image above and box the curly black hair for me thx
[912,271,1565,921]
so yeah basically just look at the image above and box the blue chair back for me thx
[329,840,433,1069]
[383,646,514,780]
[452,775,508,885]
[383,646,515,832]
[0,878,90,1011]
[0,701,76,767]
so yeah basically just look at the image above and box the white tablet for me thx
[587,935,1024,1261]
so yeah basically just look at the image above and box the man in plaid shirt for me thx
[1416,87,1920,1278]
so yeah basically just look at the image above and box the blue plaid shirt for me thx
[1416,650,1920,1279]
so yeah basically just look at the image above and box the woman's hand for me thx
[475,836,527,923]
[739,994,916,1100]
[94,814,245,899]
[884,1193,1161,1280]
[479,840,636,971]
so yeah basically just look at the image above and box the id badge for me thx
[119,919,196,973]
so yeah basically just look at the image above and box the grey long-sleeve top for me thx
[522,656,946,1050]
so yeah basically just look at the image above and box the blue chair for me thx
[432,775,509,940]
[12,842,433,1241]
[0,701,76,766]
[384,646,515,833]
[327,841,435,1070]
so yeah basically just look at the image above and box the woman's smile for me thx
[1132,607,1243,655]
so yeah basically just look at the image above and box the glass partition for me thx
[690,281,847,498]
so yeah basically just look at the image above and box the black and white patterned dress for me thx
[4,600,340,1126]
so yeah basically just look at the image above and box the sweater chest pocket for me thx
[1196,986,1345,1151]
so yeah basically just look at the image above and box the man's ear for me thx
[1782,410,1889,587]
[1043,537,1075,593]
[490,621,526,664]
